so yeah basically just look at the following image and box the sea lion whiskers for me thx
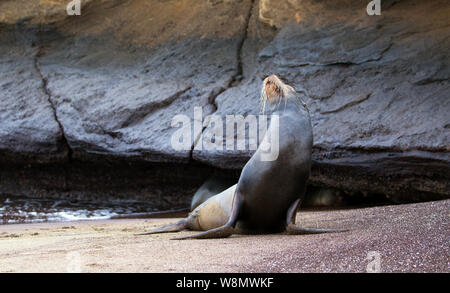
[261,75,298,114]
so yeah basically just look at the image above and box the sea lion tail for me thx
[286,223,349,235]
[136,219,189,235]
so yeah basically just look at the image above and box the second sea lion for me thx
[190,176,235,211]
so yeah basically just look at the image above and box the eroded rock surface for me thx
[0,0,448,203]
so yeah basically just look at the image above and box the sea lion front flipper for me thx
[286,198,302,225]
[171,190,244,240]
[285,198,349,235]
[136,219,188,235]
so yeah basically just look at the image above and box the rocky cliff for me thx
[0,0,448,206]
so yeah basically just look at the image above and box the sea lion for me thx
[139,184,236,235]
[190,176,235,211]
[303,187,345,208]
[139,74,347,239]
[109,176,234,221]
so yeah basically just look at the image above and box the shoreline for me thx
[0,200,448,273]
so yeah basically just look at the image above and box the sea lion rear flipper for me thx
[285,198,349,235]
[286,224,348,234]
[136,219,188,235]
[171,190,244,240]
[171,225,235,240]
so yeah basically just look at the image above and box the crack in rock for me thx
[320,92,372,114]
[34,47,73,162]
[189,0,255,162]
[120,85,193,129]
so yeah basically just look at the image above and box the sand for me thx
[0,199,448,273]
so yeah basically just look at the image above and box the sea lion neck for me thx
[264,96,307,115]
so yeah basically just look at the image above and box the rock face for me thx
[0,27,65,164]
[0,0,448,204]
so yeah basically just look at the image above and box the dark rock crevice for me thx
[188,0,256,162]
[231,0,255,86]
[320,92,372,114]
[33,36,73,163]
[119,85,192,129]
[206,0,255,111]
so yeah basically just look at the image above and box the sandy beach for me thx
[0,199,448,273]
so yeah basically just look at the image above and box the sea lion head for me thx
[260,74,297,113]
